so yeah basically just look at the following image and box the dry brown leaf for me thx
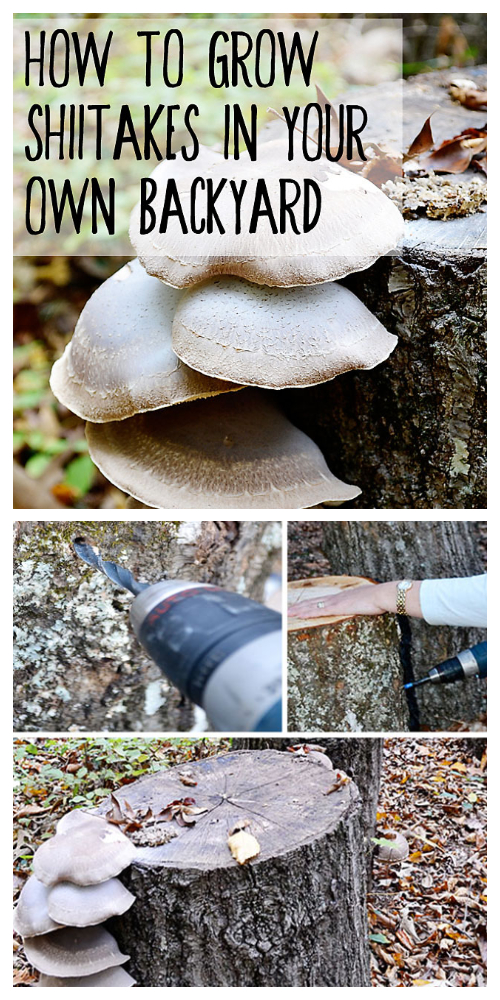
[14,804,49,819]
[228,828,261,865]
[179,771,198,787]
[405,115,435,161]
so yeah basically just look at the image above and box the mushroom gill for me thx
[172,275,397,388]
[49,258,239,422]
[24,925,130,978]
[129,139,404,288]
[86,388,361,509]
[37,967,136,987]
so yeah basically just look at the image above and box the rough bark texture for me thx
[282,70,486,508]
[288,607,409,732]
[238,737,383,873]
[13,520,281,733]
[103,750,370,987]
[322,521,487,730]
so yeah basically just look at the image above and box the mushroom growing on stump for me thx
[287,576,410,732]
[86,388,361,509]
[33,817,137,886]
[13,876,63,938]
[50,258,239,422]
[171,276,397,388]
[129,139,404,288]
[47,878,136,927]
[96,749,371,987]
[15,809,137,988]
[23,925,130,978]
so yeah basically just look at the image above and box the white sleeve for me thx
[419,574,487,628]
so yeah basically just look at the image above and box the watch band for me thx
[396,580,413,615]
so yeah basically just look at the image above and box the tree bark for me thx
[322,521,487,730]
[104,750,370,987]
[287,577,410,732]
[282,70,486,509]
[13,520,280,733]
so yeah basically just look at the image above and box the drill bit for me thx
[403,677,431,690]
[73,537,149,596]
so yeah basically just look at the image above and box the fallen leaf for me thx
[405,115,435,160]
[14,804,49,819]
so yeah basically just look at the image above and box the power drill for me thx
[73,539,282,732]
[404,642,487,690]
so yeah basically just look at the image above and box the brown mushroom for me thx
[13,875,63,938]
[375,830,409,862]
[33,819,136,886]
[24,925,129,977]
[172,276,397,388]
[130,140,404,288]
[37,967,136,987]
[86,388,361,509]
[50,259,238,422]
[47,878,136,927]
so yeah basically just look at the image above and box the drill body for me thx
[404,642,487,690]
[130,580,282,731]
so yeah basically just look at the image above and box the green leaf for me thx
[63,454,95,497]
[370,933,391,944]
[24,453,52,479]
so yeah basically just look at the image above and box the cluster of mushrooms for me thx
[14,810,137,987]
[50,129,404,508]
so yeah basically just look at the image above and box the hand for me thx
[288,584,388,620]
[288,581,423,621]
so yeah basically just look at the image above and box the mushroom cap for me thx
[129,140,404,288]
[47,877,136,927]
[32,819,136,886]
[49,258,239,422]
[13,876,63,938]
[86,388,361,509]
[172,276,397,388]
[24,925,129,977]
[37,967,136,987]
[56,808,100,834]
[376,830,410,862]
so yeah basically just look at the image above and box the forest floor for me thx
[370,737,486,987]
[13,736,486,987]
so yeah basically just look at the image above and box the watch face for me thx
[400,580,412,591]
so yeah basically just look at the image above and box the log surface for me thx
[102,750,370,987]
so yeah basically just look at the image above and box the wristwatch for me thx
[396,580,413,615]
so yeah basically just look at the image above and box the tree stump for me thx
[13,520,280,732]
[287,577,409,732]
[237,738,383,880]
[102,750,370,987]
[282,69,486,508]
[322,521,487,730]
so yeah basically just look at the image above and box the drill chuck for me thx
[130,580,282,732]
